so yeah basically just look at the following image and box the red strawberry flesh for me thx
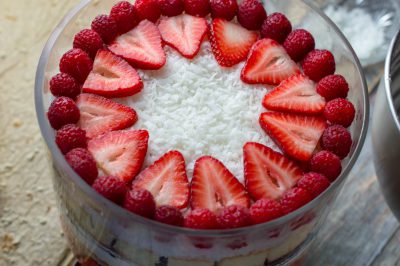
[191,156,250,212]
[88,130,149,182]
[259,112,327,162]
[262,74,326,114]
[108,20,166,70]
[243,142,303,201]
[158,14,208,59]
[241,38,300,85]
[83,50,143,98]
[209,18,258,67]
[76,93,138,139]
[132,151,189,209]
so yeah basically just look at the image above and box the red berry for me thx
[123,189,156,218]
[110,1,139,34]
[217,205,251,229]
[155,206,184,226]
[302,49,335,82]
[309,150,342,182]
[56,124,87,154]
[184,0,210,17]
[92,175,128,204]
[159,0,184,17]
[321,125,352,158]
[280,187,312,214]
[210,0,238,20]
[324,98,355,128]
[49,73,81,99]
[261,13,292,43]
[316,74,349,101]
[283,29,315,61]
[48,97,80,129]
[184,208,219,229]
[91,15,119,43]
[65,148,98,185]
[59,48,93,83]
[73,29,104,58]
[297,172,330,199]
[237,0,267,30]
[250,199,284,225]
[135,0,161,22]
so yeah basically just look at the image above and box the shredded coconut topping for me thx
[120,43,276,181]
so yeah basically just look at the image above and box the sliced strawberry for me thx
[191,156,250,212]
[158,14,208,59]
[76,93,138,139]
[132,151,189,209]
[88,130,149,182]
[209,18,258,67]
[259,112,327,162]
[82,50,143,98]
[241,38,300,85]
[262,74,326,114]
[244,142,303,201]
[108,20,166,70]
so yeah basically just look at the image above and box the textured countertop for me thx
[0,0,80,265]
[0,0,399,265]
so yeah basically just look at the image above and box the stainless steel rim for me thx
[384,30,400,132]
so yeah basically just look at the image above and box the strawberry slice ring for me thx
[37,3,368,260]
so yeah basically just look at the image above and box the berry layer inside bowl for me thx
[41,0,363,245]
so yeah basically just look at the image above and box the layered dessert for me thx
[43,0,357,265]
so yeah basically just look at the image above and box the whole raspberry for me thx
[237,0,267,30]
[250,199,284,225]
[309,150,342,182]
[56,124,87,154]
[321,125,352,158]
[73,29,104,58]
[302,49,336,82]
[47,97,80,129]
[49,73,81,99]
[154,205,184,226]
[210,0,238,21]
[261,13,292,43]
[184,0,210,17]
[135,0,161,22]
[184,208,219,229]
[324,98,355,128]
[316,74,349,101]
[65,148,98,185]
[110,1,139,34]
[283,29,315,61]
[59,48,93,83]
[159,0,184,17]
[280,187,312,214]
[217,205,251,229]
[92,175,128,204]
[297,172,330,199]
[123,189,156,218]
[91,15,119,43]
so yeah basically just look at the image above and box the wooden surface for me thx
[0,0,399,265]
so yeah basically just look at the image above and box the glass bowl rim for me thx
[34,0,369,237]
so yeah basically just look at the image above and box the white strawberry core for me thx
[119,43,278,180]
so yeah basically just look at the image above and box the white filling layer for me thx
[120,42,277,180]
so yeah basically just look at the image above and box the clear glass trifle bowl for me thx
[35,0,369,265]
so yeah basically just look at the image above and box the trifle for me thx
[35,0,369,265]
